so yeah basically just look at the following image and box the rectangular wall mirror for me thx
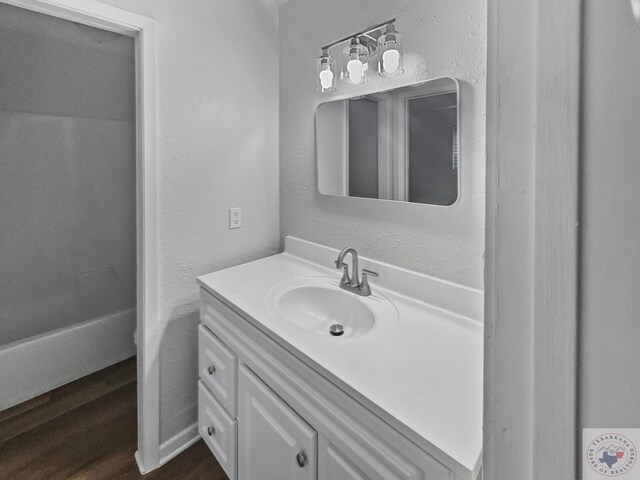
[316,77,460,206]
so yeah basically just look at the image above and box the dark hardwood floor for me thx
[0,357,227,479]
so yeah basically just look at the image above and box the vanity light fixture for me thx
[317,19,403,93]
[344,37,369,85]
[378,23,404,76]
[316,48,337,93]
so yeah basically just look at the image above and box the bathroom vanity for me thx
[196,237,483,480]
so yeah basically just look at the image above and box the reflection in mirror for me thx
[316,77,459,206]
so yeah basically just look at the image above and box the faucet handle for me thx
[362,269,379,278]
[359,269,378,296]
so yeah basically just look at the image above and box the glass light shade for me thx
[343,38,368,85]
[633,0,640,22]
[378,25,404,77]
[317,50,337,93]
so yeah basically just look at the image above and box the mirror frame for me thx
[314,76,462,208]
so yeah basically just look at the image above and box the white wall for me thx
[0,4,136,345]
[580,0,640,428]
[279,0,486,288]
[93,0,280,444]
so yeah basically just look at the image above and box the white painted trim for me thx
[532,1,580,478]
[484,0,581,478]
[134,451,150,475]
[158,423,201,468]
[133,11,161,474]
[0,309,136,411]
[373,93,393,200]
[0,0,161,472]
[342,100,350,195]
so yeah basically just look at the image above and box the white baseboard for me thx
[134,423,200,475]
[158,422,200,467]
[0,308,136,411]
[134,450,150,475]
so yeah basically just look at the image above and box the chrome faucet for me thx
[334,247,378,296]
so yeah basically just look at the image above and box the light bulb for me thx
[347,59,364,83]
[382,49,400,74]
[378,23,403,77]
[317,48,336,93]
[319,68,334,89]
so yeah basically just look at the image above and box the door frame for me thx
[0,0,161,472]
[484,0,581,478]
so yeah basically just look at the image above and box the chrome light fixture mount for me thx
[317,19,403,93]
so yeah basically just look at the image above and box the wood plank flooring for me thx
[0,357,227,479]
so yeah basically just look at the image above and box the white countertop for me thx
[197,236,483,479]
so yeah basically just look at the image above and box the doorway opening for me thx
[0,0,159,472]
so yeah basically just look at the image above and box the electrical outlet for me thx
[229,207,241,229]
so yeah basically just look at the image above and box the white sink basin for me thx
[266,276,398,339]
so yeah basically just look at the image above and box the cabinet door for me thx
[319,435,369,480]
[319,433,447,480]
[238,365,317,480]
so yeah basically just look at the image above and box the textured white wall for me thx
[279,0,486,288]
[93,0,280,442]
[580,0,640,428]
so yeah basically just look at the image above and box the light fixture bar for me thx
[320,18,396,51]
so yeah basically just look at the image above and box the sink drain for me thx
[329,324,344,336]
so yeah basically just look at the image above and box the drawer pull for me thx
[207,425,215,436]
[296,451,307,468]
[208,365,216,375]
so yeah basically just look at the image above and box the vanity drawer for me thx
[200,288,246,339]
[199,324,237,416]
[199,381,237,480]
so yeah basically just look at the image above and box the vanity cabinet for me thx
[198,287,464,480]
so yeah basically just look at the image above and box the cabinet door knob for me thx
[208,365,216,375]
[296,451,307,468]
[207,426,215,436]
